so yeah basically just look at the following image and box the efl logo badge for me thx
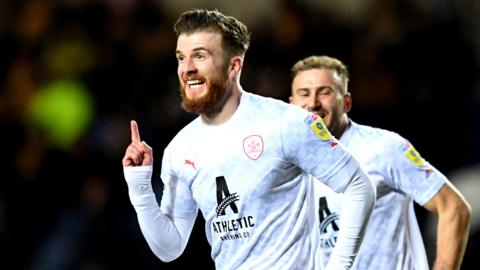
[402,143,425,166]
[243,135,264,160]
[304,114,332,140]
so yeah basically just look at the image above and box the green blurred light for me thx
[27,79,94,150]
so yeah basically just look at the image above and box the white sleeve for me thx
[323,158,376,270]
[280,106,376,269]
[386,137,446,206]
[281,107,353,191]
[123,166,196,262]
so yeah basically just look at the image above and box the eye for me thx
[297,90,310,97]
[176,55,185,62]
[319,87,333,96]
[195,53,205,60]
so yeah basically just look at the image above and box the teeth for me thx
[187,80,203,85]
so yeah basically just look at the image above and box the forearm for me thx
[433,204,471,270]
[124,166,195,262]
[325,159,376,270]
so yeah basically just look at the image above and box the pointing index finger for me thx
[130,120,141,142]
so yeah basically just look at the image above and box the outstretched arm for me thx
[424,181,471,270]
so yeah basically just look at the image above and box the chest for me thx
[177,126,288,216]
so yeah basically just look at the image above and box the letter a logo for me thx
[215,176,239,216]
[319,197,339,232]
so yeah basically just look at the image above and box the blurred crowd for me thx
[0,0,478,269]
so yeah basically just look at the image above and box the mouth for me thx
[183,79,207,99]
[186,79,205,89]
[311,110,325,119]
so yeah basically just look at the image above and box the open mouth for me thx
[187,79,205,89]
[312,110,325,119]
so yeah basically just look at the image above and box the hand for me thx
[122,120,153,167]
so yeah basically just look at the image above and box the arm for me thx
[324,158,376,270]
[124,166,196,262]
[280,108,375,269]
[122,120,196,262]
[424,181,471,270]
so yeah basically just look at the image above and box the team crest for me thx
[243,135,264,160]
[402,142,425,166]
[304,113,332,140]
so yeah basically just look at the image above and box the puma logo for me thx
[184,159,196,169]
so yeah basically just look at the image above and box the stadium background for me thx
[1,0,479,269]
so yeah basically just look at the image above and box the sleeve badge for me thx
[304,113,332,141]
[402,142,425,166]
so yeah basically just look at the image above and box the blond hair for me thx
[291,55,349,94]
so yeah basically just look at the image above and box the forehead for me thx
[176,31,223,53]
[292,68,335,88]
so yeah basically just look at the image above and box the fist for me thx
[122,120,153,166]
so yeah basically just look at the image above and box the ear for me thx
[230,56,243,74]
[288,96,294,104]
[343,92,352,113]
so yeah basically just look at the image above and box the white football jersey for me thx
[159,92,356,270]
[313,120,446,270]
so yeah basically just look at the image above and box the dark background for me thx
[1,0,479,269]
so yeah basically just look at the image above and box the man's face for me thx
[176,31,230,115]
[290,68,347,134]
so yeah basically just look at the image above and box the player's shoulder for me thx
[165,115,202,153]
[350,121,408,154]
[241,92,312,128]
[245,92,293,116]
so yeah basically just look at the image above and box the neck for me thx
[333,115,350,139]
[200,82,243,125]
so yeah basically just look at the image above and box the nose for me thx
[180,57,197,76]
[306,94,321,110]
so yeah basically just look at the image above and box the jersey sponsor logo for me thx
[402,142,425,166]
[212,216,255,240]
[216,176,239,216]
[243,135,264,160]
[214,176,255,241]
[304,113,332,140]
[318,196,339,251]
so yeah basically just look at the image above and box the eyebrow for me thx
[295,86,333,92]
[176,47,212,55]
[316,85,334,91]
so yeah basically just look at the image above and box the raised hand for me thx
[122,120,153,167]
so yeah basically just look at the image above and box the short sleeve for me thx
[386,137,446,206]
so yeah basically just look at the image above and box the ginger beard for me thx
[179,64,230,116]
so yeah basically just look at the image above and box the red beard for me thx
[179,71,230,116]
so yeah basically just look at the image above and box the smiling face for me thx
[290,68,351,138]
[176,30,231,115]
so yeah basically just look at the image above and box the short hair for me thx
[291,55,349,94]
[174,9,250,57]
